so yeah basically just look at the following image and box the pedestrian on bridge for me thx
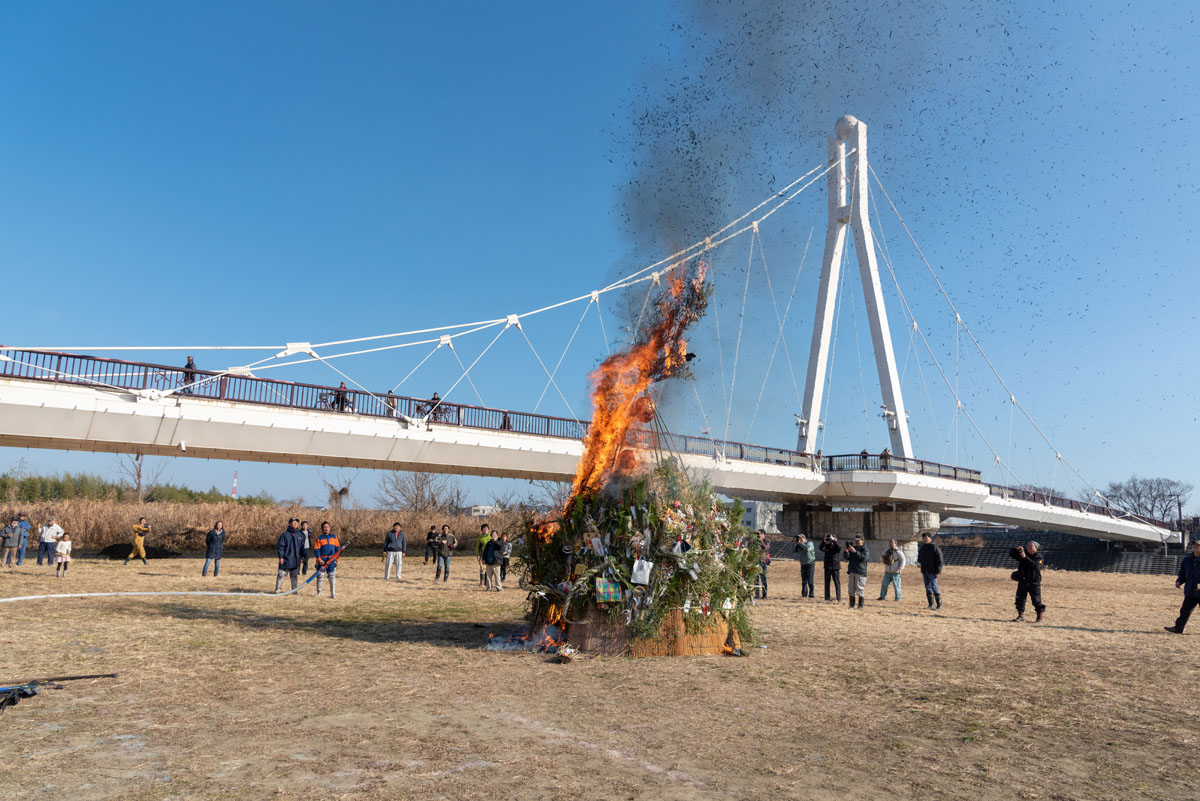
[819,534,842,602]
[795,534,816,598]
[181,356,198,395]
[203,521,226,577]
[878,539,905,602]
[434,524,456,582]
[383,523,406,581]
[1010,541,1046,623]
[1164,539,1200,634]
[917,532,944,610]
[844,536,869,608]
[274,518,302,592]
[124,517,150,565]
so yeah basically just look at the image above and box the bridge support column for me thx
[779,502,938,563]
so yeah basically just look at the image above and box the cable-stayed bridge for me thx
[0,116,1174,545]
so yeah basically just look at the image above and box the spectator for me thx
[37,515,64,567]
[917,532,944,610]
[475,524,492,588]
[383,523,406,582]
[54,533,72,578]
[333,382,349,412]
[124,517,150,566]
[482,529,501,591]
[181,356,198,395]
[498,533,513,585]
[1165,539,1200,634]
[434,524,456,582]
[424,525,437,565]
[203,521,226,577]
[314,521,341,598]
[2,517,20,567]
[844,536,869,608]
[274,518,303,593]
[859,449,869,469]
[819,534,842,602]
[16,512,31,565]
[878,538,906,601]
[1010,541,1046,622]
[385,390,398,418]
[795,534,816,598]
[299,521,313,575]
[427,391,442,421]
[754,530,771,601]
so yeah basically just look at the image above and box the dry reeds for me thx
[1,499,527,551]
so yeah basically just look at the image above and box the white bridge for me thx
[0,116,1174,545]
[0,360,1169,543]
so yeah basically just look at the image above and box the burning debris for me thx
[510,261,761,656]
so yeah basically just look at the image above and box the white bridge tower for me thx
[798,115,913,458]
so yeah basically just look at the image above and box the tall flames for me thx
[568,263,710,502]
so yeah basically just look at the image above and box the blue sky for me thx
[1,2,1197,510]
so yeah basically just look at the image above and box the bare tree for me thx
[376,471,465,515]
[319,470,359,510]
[1100,476,1194,521]
[526,479,572,513]
[114,454,168,503]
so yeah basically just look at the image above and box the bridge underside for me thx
[0,378,1170,544]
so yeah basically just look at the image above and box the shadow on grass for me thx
[146,600,525,647]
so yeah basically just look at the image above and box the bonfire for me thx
[517,262,763,656]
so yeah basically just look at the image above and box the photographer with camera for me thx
[844,536,869,608]
[818,533,842,602]
[1009,541,1046,622]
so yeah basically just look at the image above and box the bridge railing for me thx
[823,453,983,483]
[984,483,1173,529]
[2,347,995,485]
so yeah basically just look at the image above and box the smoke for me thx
[617,0,1015,254]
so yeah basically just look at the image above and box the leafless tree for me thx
[114,454,168,503]
[319,469,359,510]
[1099,476,1193,521]
[376,471,465,515]
[526,479,572,513]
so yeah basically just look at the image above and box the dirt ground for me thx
[0,554,1196,801]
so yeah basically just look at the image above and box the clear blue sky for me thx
[1,2,1197,510]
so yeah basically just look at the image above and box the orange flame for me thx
[569,263,709,501]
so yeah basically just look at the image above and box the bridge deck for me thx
[0,349,1173,543]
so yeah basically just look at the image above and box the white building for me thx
[469,504,499,517]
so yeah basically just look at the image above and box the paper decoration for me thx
[631,558,654,585]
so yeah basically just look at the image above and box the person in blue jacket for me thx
[202,521,226,577]
[274,518,303,593]
[1165,539,1200,634]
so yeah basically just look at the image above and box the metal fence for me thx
[2,348,1101,509]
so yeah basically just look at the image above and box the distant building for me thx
[742,500,782,534]
[470,504,499,517]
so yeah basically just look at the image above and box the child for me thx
[55,533,72,577]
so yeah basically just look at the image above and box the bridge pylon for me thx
[797,115,913,458]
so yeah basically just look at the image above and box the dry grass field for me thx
[0,555,1196,801]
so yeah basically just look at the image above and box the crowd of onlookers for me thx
[5,510,1199,634]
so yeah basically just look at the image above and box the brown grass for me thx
[0,558,1197,800]
[2,499,525,551]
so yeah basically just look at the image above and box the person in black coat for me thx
[917,532,944,610]
[1165,539,1200,634]
[1010,541,1046,622]
[274,518,304,593]
[202,521,226,577]
[818,534,842,602]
